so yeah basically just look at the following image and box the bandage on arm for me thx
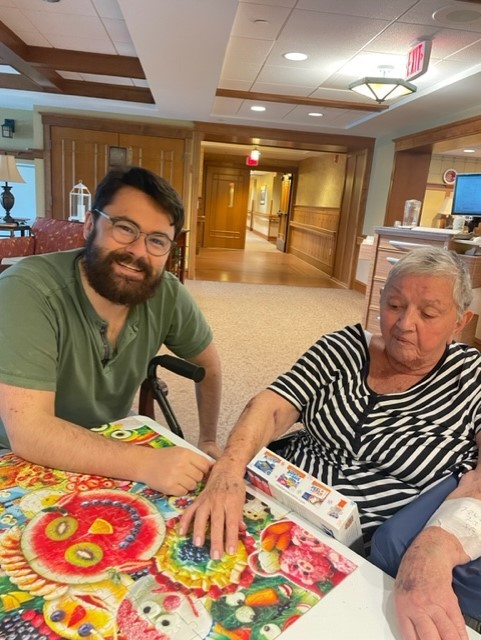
[425,498,481,561]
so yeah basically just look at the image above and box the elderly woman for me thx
[181,246,481,640]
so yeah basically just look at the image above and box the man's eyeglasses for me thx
[94,209,176,257]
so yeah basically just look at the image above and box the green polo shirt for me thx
[0,249,213,448]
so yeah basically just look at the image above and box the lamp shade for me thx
[0,155,25,184]
[349,76,416,103]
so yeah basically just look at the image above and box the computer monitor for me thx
[451,173,481,217]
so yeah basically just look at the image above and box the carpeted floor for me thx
[138,280,365,449]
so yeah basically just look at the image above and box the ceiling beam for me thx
[58,79,153,104]
[216,88,389,113]
[0,21,60,90]
[27,47,145,79]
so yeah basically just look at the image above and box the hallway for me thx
[192,231,342,288]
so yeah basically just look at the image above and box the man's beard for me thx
[82,234,163,306]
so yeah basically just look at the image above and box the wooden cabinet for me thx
[166,230,188,283]
[363,226,481,346]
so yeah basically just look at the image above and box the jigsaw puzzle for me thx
[0,416,357,639]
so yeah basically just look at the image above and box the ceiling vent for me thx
[433,4,481,26]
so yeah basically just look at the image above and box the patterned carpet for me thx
[137,280,365,449]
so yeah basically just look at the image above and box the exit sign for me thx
[406,40,432,81]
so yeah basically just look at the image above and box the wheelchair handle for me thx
[147,355,205,383]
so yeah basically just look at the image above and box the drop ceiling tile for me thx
[296,0,417,20]
[402,0,481,31]
[369,23,481,59]
[211,96,245,115]
[223,36,275,65]
[238,0,297,7]
[231,2,291,39]
[48,35,117,55]
[254,65,324,88]
[15,29,51,47]
[221,61,262,84]
[236,100,296,117]
[0,6,38,33]
[447,39,481,62]
[278,10,391,51]
[25,0,98,16]
[24,12,107,38]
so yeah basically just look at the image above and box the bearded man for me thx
[0,167,220,495]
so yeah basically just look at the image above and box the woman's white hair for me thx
[382,247,472,318]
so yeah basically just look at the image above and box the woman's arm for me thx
[179,389,300,558]
[394,432,481,640]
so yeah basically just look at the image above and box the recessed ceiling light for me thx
[308,112,323,117]
[251,106,266,112]
[283,52,308,61]
[464,149,476,153]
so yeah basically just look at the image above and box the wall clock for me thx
[443,168,457,185]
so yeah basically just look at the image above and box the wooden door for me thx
[118,134,185,194]
[50,127,117,219]
[276,173,293,251]
[203,165,250,249]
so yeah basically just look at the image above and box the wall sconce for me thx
[349,65,416,104]
[1,119,15,138]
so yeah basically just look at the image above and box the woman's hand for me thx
[178,462,246,559]
[394,528,469,640]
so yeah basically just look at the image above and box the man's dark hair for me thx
[91,166,184,239]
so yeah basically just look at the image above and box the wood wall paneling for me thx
[47,125,186,220]
[288,205,339,275]
[385,150,432,227]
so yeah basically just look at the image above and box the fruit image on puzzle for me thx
[21,489,166,583]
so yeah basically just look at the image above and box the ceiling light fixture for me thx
[349,64,416,104]
[464,149,476,153]
[308,112,323,117]
[250,105,266,112]
[283,52,308,61]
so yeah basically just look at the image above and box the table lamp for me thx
[0,155,26,224]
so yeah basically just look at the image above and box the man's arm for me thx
[0,383,212,496]
[394,432,481,640]
[179,389,300,558]
[188,342,222,459]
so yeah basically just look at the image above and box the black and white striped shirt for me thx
[268,324,481,545]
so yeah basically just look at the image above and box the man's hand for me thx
[178,463,246,559]
[140,446,213,496]
[395,528,470,640]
